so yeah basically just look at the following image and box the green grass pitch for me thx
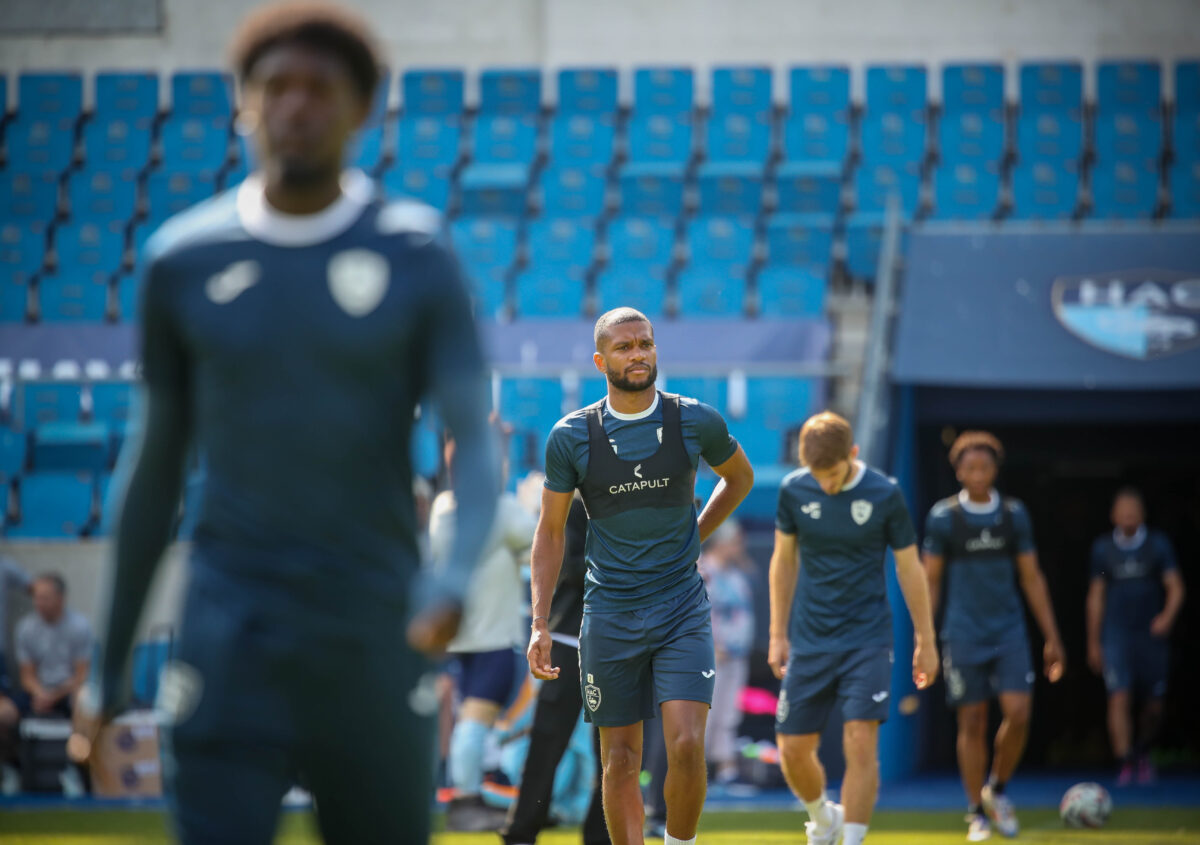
[1,809,1198,844]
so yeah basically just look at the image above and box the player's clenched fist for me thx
[767,635,789,680]
[527,622,560,681]
[912,637,939,689]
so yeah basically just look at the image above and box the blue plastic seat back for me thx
[1175,61,1200,115]
[696,164,764,217]
[1097,61,1161,112]
[931,163,1001,220]
[480,68,542,115]
[866,65,927,113]
[594,263,668,318]
[82,117,153,174]
[514,265,587,318]
[558,68,618,115]
[782,112,850,164]
[943,64,1004,114]
[472,114,539,164]
[0,171,58,224]
[539,164,608,218]
[458,163,530,217]
[527,217,596,270]
[775,161,842,215]
[403,69,465,116]
[756,264,827,317]
[397,115,461,172]
[95,72,159,120]
[450,217,519,271]
[685,216,754,271]
[31,421,109,472]
[712,67,772,116]
[0,428,27,479]
[676,265,746,316]
[1090,160,1159,219]
[765,215,834,267]
[620,168,686,217]
[705,112,771,163]
[634,67,694,115]
[550,113,616,164]
[664,376,728,411]
[938,110,1006,163]
[55,220,126,280]
[628,114,693,164]
[380,166,451,209]
[860,112,927,162]
[1094,110,1164,161]
[853,161,921,216]
[789,66,850,116]
[9,471,94,538]
[499,377,566,445]
[21,380,83,429]
[1019,62,1082,114]
[1172,110,1200,162]
[1010,162,1080,219]
[160,116,230,173]
[19,73,82,120]
[145,170,218,225]
[68,169,138,222]
[37,275,110,322]
[171,71,233,119]
[6,116,77,173]
[606,216,676,274]
[1016,111,1084,163]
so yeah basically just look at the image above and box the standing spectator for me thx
[0,556,33,794]
[1087,487,1185,785]
[699,519,755,788]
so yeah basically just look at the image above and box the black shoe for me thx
[445,795,509,832]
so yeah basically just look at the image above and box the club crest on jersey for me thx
[851,499,873,525]
[328,248,389,317]
[584,678,601,712]
[205,260,259,304]
[801,502,821,520]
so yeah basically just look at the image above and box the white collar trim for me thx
[959,488,1000,514]
[605,391,660,421]
[237,169,373,247]
[841,460,867,491]
[1113,525,1146,550]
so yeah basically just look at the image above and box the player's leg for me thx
[582,723,610,845]
[840,719,881,844]
[955,701,990,808]
[446,648,518,830]
[659,699,709,841]
[598,722,645,845]
[1101,633,1134,781]
[776,651,841,842]
[1131,634,1169,783]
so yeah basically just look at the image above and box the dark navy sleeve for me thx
[1011,501,1036,554]
[96,249,194,713]
[922,505,950,555]
[688,400,738,468]
[885,486,918,549]
[1157,531,1179,574]
[1090,537,1110,580]
[544,419,581,494]
[775,482,799,535]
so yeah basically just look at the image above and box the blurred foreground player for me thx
[75,4,497,843]
[529,308,755,845]
[769,412,938,845]
[1087,487,1184,785]
[923,431,1065,840]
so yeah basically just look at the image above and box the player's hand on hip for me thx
[527,624,559,681]
[1086,641,1104,675]
[767,636,789,680]
[406,602,462,656]
[1043,638,1066,683]
[912,637,939,689]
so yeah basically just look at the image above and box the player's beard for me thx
[607,363,658,393]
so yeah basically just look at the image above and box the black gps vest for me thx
[946,497,1018,562]
[578,392,696,520]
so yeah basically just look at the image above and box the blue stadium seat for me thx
[8,472,94,538]
[1172,110,1200,161]
[450,217,519,277]
[606,216,676,275]
[1016,111,1084,164]
[594,263,668,317]
[696,163,764,217]
[20,381,83,428]
[396,115,461,170]
[130,638,172,707]
[32,421,109,472]
[1169,160,1200,218]
[115,274,139,322]
[0,428,27,479]
[514,265,587,318]
[480,68,542,115]
[866,65,927,113]
[853,160,921,216]
[705,112,771,163]
[37,274,110,322]
[775,161,842,215]
[0,278,29,322]
[1097,61,1161,112]
[943,64,1004,114]
[0,225,46,283]
[727,377,815,465]
[844,212,886,280]
[634,67,694,115]
[938,110,1006,163]
[19,73,82,119]
[675,265,746,316]
[403,69,465,116]
[160,116,230,173]
[527,217,596,272]
[346,124,387,172]
[471,114,539,164]
[1094,110,1163,161]
[54,220,126,282]
[550,113,616,164]
[662,376,727,411]
[1019,62,1083,114]
[380,166,450,208]
[95,72,158,120]
[91,382,133,430]
[0,171,58,223]
[1090,160,1159,219]
[756,264,827,317]
[685,216,754,272]
[499,377,565,444]
[781,112,851,165]
[627,113,693,165]
[145,170,218,225]
[557,68,618,114]
[411,406,440,478]
[67,169,138,222]
[712,67,772,115]
[765,214,835,267]
[860,112,927,162]
[1010,162,1080,219]
[5,116,77,173]
[458,163,530,217]
[930,162,1001,220]
[170,71,233,119]
[789,66,850,116]
[539,164,608,217]
[82,117,153,174]
[1176,61,1200,114]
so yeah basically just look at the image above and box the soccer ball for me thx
[1060,782,1112,828]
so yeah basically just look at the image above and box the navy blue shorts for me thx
[775,646,893,736]
[579,579,714,727]
[942,638,1034,707]
[1103,631,1169,697]
[450,647,521,706]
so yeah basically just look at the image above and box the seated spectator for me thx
[16,574,92,719]
[0,556,33,794]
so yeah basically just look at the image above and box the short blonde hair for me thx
[799,411,853,470]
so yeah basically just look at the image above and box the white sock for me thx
[664,835,696,845]
[843,822,869,845]
[803,793,832,829]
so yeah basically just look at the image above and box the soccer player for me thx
[528,307,755,845]
[1087,487,1184,785]
[74,4,497,843]
[922,431,1065,840]
[769,412,938,845]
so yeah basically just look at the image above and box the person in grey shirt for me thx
[16,574,92,719]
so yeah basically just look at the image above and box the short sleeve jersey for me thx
[1090,526,1178,635]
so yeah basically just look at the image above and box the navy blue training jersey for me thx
[1090,526,1178,635]
[776,463,917,654]
[545,391,737,612]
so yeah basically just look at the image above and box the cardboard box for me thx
[90,710,162,798]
